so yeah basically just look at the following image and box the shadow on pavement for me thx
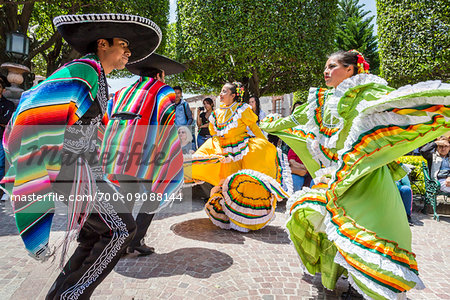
[0,204,19,236]
[170,218,245,244]
[115,247,233,279]
[244,225,291,244]
[301,273,349,299]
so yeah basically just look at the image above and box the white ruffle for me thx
[229,220,251,232]
[335,253,399,300]
[335,74,388,97]
[205,194,231,230]
[210,103,252,136]
[339,89,450,161]
[286,188,327,215]
[303,89,341,167]
[356,80,450,115]
[221,136,250,162]
[314,166,337,180]
[220,169,288,230]
[303,74,389,164]
[277,148,294,195]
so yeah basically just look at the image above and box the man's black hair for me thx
[173,86,182,93]
[86,38,114,55]
[141,67,163,79]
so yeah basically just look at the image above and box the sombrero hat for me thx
[53,13,161,64]
[126,53,186,76]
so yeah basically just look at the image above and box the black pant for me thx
[46,180,136,299]
[115,174,160,248]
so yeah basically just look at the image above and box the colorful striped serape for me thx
[100,77,183,209]
[1,55,102,259]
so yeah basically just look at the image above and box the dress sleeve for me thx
[242,107,267,139]
[260,102,309,132]
[209,117,217,136]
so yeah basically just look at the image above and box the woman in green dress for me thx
[260,50,450,299]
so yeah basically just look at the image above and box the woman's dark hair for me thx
[224,81,246,102]
[203,97,214,108]
[291,101,302,114]
[328,51,363,76]
[249,95,261,121]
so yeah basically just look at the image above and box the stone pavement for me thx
[0,194,449,300]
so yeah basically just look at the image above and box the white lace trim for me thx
[278,148,294,195]
[221,136,250,162]
[338,85,450,161]
[337,254,420,300]
[302,74,388,167]
[210,103,251,136]
[303,88,340,167]
[356,80,450,114]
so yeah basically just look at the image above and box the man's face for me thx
[174,89,182,103]
[100,38,131,73]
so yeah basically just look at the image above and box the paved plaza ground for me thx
[0,191,449,300]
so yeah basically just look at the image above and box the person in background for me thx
[173,86,193,126]
[196,97,214,148]
[248,95,266,124]
[178,125,196,155]
[101,53,185,256]
[420,136,450,193]
[287,100,310,191]
[397,174,414,225]
[0,75,15,201]
[288,148,310,191]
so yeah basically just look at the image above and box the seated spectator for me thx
[420,136,450,193]
[396,175,413,225]
[288,148,311,191]
[178,126,196,155]
[196,97,214,148]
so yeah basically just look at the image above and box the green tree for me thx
[175,0,338,97]
[335,0,379,73]
[377,0,450,87]
[0,0,170,77]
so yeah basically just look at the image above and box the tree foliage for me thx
[175,0,338,97]
[335,0,379,73]
[0,0,170,77]
[377,0,450,87]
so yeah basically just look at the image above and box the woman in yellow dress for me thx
[189,82,292,232]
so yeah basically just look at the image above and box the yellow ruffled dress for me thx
[189,101,292,232]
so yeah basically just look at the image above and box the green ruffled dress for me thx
[260,74,450,299]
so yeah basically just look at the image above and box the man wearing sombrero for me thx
[1,13,161,299]
[100,54,186,255]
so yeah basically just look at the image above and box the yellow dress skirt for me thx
[187,102,292,232]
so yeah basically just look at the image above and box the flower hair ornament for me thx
[232,81,245,102]
[348,49,370,74]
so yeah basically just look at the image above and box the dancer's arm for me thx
[260,102,309,132]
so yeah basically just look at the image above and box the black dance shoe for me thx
[127,244,155,255]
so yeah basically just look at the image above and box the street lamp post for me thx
[1,32,32,103]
